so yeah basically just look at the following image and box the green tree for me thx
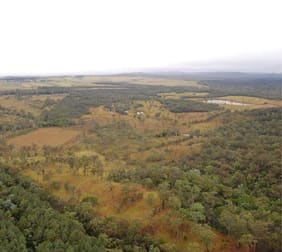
[158,182,170,209]
[193,224,215,252]
[180,203,205,223]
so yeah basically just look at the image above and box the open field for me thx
[0,94,66,117]
[29,93,66,101]
[84,101,214,134]
[7,127,80,147]
[0,95,42,116]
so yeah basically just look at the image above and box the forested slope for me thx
[0,167,107,251]
[0,167,161,251]
[110,108,282,251]
[178,108,282,251]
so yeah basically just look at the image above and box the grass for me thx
[7,127,80,147]
[0,94,66,117]
[0,95,41,116]
[30,94,66,101]
[84,101,213,134]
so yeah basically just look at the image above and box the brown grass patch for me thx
[8,127,80,147]
[84,101,212,135]
[0,95,41,116]
[30,94,66,102]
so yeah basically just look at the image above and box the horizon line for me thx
[0,70,281,78]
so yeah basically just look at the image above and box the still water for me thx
[206,99,248,106]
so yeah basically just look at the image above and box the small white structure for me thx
[136,111,145,116]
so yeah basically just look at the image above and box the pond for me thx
[206,99,248,106]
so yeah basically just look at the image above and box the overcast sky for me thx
[0,0,281,75]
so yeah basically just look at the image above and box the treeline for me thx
[0,167,162,251]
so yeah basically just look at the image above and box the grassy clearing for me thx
[7,127,80,147]
[0,80,35,91]
[84,101,213,134]
[0,95,41,116]
[0,94,65,117]
[29,94,66,101]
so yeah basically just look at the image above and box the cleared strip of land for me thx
[7,127,80,147]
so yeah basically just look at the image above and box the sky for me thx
[0,0,281,75]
